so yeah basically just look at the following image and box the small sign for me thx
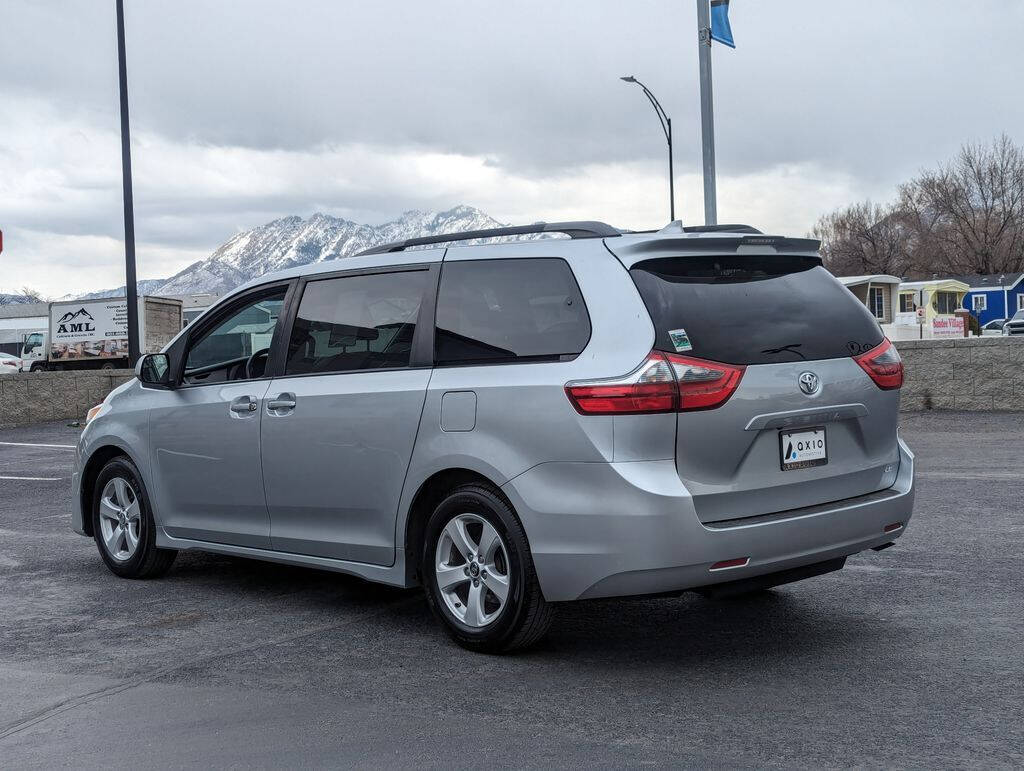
[668,328,693,353]
[931,316,964,337]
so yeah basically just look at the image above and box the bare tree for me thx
[898,134,1024,275]
[812,200,912,277]
[19,286,43,302]
[815,135,1024,278]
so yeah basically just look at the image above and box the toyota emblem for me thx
[798,371,820,395]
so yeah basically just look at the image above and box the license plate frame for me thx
[779,426,828,471]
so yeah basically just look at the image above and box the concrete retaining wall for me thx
[0,338,1021,428]
[894,337,1024,411]
[0,370,134,429]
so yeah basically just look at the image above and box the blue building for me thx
[952,272,1024,326]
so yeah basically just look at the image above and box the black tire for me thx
[421,484,553,653]
[91,456,176,579]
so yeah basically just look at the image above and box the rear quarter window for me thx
[435,258,591,365]
[629,256,883,365]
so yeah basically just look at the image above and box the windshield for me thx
[1013,310,1024,321]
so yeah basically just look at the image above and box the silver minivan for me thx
[73,221,915,652]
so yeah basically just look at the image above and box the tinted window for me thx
[435,258,590,365]
[285,270,427,375]
[630,257,883,365]
[185,290,285,380]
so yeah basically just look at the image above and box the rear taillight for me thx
[564,353,677,414]
[565,352,745,415]
[665,353,746,411]
[854,338,903,390]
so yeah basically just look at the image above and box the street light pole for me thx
[620,76,675,222]
[115,0,140,367]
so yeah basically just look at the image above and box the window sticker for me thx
[668,328,693,353]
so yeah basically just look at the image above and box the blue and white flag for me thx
[710,0,735,48]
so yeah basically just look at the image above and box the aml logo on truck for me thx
[56,308,96,334]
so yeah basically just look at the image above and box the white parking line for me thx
[0,442,76,449]
[916,470,1024,480]
[0,476,65,481]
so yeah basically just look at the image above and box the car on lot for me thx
[981,318,1006,336]
[0,354,23,374]
[73,221,915,652]
[1002,309,1024,336]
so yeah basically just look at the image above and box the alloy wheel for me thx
[98,477,141,562]
[435,513,511,628]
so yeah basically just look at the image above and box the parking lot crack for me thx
[0,596,417,743]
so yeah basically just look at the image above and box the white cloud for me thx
[1,97,881,298]
[0,228,208,298]
[4,0,1020,298]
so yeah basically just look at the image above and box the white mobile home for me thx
[837,275,901,324]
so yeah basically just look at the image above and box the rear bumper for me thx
[502,436,915,601]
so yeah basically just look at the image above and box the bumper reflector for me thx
[709,557,750,571]
[884,522,903,533]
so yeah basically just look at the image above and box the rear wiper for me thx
[761,343,806,360]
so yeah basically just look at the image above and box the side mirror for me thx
[136,353,172,387]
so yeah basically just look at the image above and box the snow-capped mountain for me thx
[65,205,556,300]
[152,205,512,296]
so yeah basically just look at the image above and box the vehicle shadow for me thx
[161,551,893,670]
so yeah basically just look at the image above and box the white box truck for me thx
[19,296,183,371]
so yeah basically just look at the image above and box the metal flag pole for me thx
[696,0,717,225]
[116,0,140,366]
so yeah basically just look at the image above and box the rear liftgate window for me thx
[629,256,883,365]
[435,258,591,365]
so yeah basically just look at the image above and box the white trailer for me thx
[20,296,183,371]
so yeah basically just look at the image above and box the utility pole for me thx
[696,0,717,225]
[116,0,140,366]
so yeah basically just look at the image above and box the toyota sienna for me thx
[73,221,915,652]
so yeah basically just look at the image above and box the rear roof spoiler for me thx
[608,234,823,267]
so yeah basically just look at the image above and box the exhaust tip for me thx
[884,522,903,533]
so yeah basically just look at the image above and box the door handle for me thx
[266,393,297,412]
[229,395,258,414]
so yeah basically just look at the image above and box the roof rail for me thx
[682,224,762,234]
[356,220,621,256]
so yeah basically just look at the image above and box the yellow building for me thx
[894,279,970,338]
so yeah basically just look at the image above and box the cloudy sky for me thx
[2,0,1022,296]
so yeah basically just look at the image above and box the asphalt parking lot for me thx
[1,413,1022,768]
